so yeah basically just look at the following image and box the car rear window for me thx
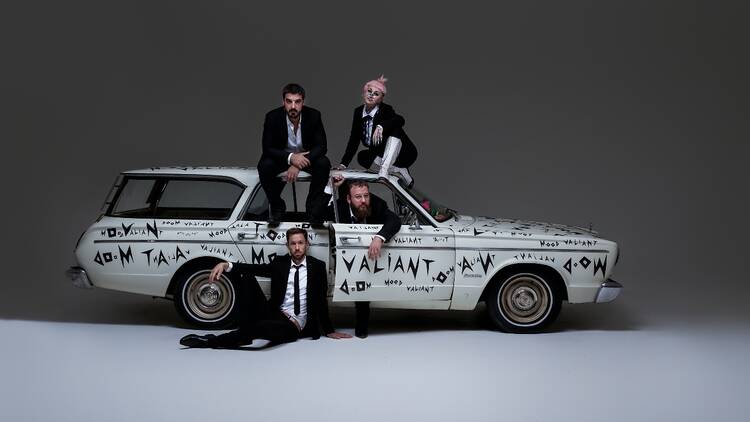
[108,178,157,217]
[108,176,244,219]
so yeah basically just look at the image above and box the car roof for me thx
[122,166,395,187]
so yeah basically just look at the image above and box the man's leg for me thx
[378,137,402,177]
[211,312,299,347]
[247,313,300,344]
[257,155,287,218]
[180,273,273,349]
[355,301,370,338]
[384,137,416,187]
[357,149,377,170]
[306,155,331,223]
[393,140,417,169]
[234,272,271,324]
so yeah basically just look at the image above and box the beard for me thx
[352,203,371,221]
[287,109,299,119]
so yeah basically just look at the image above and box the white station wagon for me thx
[67,166,622,333]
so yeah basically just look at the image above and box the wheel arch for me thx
[479,263,568,303]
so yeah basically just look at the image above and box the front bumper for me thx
[595,279,622,303]
[66,266,94,289]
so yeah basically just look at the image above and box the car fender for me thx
[450,253,569,310]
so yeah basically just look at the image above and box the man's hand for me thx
[209,262,230,282]
[332,174,345,188]
[372,125,383,145]
[286,165,301,182]
[334,163,347,170]
[327,332,353,339]
[290,152,310,168]
[368,236,384,260]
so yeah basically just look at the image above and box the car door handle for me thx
[340,236,361,243]
[237,232,258,240]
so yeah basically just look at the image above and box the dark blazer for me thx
[230,255,334,339]
[325,193,402,242]
[262,106,328,164]
[340,103,414,167]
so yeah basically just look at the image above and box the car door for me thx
[229,180,330,295]
[332,181,455,303]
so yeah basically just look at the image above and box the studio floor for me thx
[1,294,747,422]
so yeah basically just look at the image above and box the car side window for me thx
[364,181,398,212]
[156,179,243,219]
[108,176,244,219]
[241,181,310,222]
[348,180,429,225]
[109,178,158,217]
[242,187,268,220]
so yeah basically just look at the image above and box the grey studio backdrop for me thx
[3,1,748,327]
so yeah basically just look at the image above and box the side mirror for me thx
[398,203,410,218]
[407,210,422,231]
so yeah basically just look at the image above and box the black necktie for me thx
[293,264,302,315]
[363,115,372,146]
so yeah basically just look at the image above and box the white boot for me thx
[391,165,413,187]
[371,155,383,171]
[378,136,402,179]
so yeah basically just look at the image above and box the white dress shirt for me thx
[280,258,308,329]
[286,114,303,164]
[225,258,308,330]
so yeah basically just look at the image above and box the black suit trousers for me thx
[355,301,370,331]
[257,154,331,216]
[211,273,300,348]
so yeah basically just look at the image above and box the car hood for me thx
[443,215,599,238]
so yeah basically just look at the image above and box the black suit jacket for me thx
[340,103,414,167]
[324,193,402,242]
[262,106,328,164]
[230,255,334,339]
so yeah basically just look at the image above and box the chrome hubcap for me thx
[184,271,234,321]
[198,284,222,307]
[511,287,538,312]
[499,274,550,325]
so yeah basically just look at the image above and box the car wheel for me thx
[174,267,237,329]
[488,272,561,333]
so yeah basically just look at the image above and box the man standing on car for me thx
[179,227,351,348]
[257,83,330,224]
[318,176,402,338]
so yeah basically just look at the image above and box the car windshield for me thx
[399,180,457,222]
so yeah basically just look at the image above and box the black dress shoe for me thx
[355,327,368,339]
[179,334,216,348]
[267,214,282,227]
[268,208,285,227]
[309,222,326,230]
